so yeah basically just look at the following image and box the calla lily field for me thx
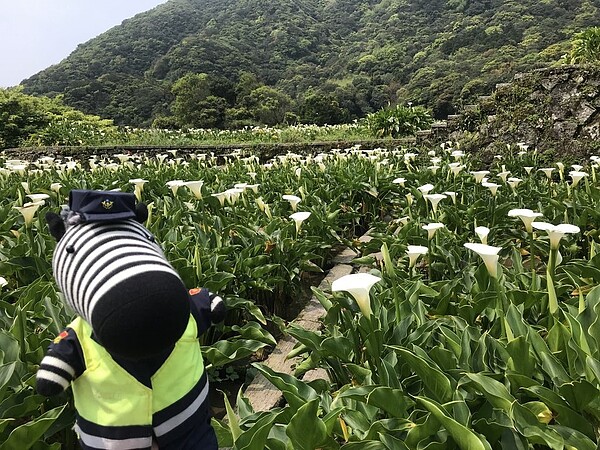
[2,142,600,449]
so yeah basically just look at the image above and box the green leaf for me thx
[0,404,66,450]
[234,411,279,450]
[551,425,597,450]
[220,389,242,441]
[253,364,318,411]
[464,373,514,411]
[416,396,491,450]
[506,336,535,375]
[523,385,595,438]
[227,297,267,325]
[285,399,327,450]
[391,346,453,403]
[203,339,270,367]
[337,386,410,418]
[340,442,388,450]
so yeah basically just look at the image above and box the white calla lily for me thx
[475,226,490,245]
[331,273,381,317]
[423,193,447,213]
[290,211,311,233]
[422,222,445,240]
[417,183,434,195]
[14,201,45,227]
[531,222,580,249]
[406,245,428,268]
[569,171,588,187]
[508,208,543,233]
[184,180,204,199]
[283,194,302,211]
[464,243,502,278]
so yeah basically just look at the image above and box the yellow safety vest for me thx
[70,315,207,449]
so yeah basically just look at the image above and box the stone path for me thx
[243,234,379,412]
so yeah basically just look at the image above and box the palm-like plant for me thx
[570,27,600,64]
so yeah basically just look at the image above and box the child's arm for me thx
[36,328,86,396]
[189,288,226,336]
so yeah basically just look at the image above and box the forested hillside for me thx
[21,0,600,126]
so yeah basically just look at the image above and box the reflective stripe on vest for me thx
[70,315,206,445]
[73,423,152,450]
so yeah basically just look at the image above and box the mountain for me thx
[20,0,600,126]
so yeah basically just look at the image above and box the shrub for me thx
[364,103,433,138]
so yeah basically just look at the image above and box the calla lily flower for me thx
[482,182,501,196]
[475,226,490,244]
[331,273,381,317]
[246,184,260,194]
[129,178,149,201]
[50,183,63,194]
[423,193,447,213]
[166,180,185,196]
[406,245,428,268]
[464,243,502,278]
[14,201,45,227]
[524,166,534,174]
[497,171,510,183]
[569,171,588,187]
[507,208,543,233]
[27,193,50,203]
[211,192,229,207]
[532,222,580,249]
[507,177,522,190]
[417,184,434,195]
[283,194,302,211]
[539,168,555,179]
[0,277,7,288]
[392,177,406,187]
[471,171,490,183]
[185,180,204,199]
[444,191,457,204]
[450,150,465,160]
[225,188,244,205]
[422,222,445,240]
[556,162,565,180]
[290,211,311,233]
[448,162,464,176]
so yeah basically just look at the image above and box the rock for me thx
[575,102,596,124]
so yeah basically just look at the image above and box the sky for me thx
[0,0,168,88]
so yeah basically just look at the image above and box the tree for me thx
[570,27,600,64]
[0,87,117,149]
[171,73,213,127]
[243,86,293,126]
[0,88,51,148]
[299,93,349,125]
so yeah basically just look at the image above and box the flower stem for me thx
[529,231,536,290]
[546,248,559,316]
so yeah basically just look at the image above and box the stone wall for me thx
[456,65,600,163]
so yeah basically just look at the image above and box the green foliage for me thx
[241,86,293,127]
[570,26,600,64]
[300,93,350,126]
[0,88,117,149]
[20,0,600,125]
[365,104,433,138]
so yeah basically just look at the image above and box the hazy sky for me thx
[0,0,168,88]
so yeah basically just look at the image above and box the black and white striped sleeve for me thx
[36,328,86,396]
